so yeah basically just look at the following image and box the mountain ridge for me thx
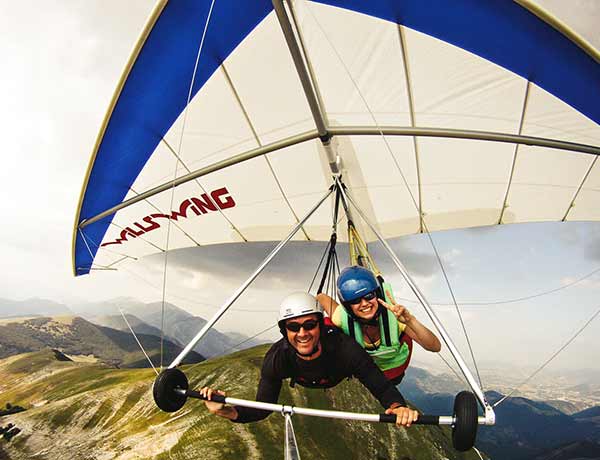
[1,297,270,359]
[0,315,203,368]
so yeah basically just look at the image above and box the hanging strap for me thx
[317,232,337,294]
[315,184,342,295]
[337,178,382,278]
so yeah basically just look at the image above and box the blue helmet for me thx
[337,266,379,303]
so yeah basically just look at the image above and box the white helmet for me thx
[277,292,323,331]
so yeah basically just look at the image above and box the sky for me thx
[1,0,599,381]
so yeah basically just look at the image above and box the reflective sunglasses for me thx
[285,319,319,333]
[349,291,377,306]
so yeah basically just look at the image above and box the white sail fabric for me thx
[74,1,600,274]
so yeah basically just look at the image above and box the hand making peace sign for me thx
[378,291,414,324]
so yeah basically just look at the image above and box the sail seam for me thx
[221,63,310,240]
[160,136,248,242]
[499,80,531,224]
[562,156,598,221]
[398,24,424,233]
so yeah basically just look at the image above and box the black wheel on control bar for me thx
[153,368,189,412]
[452,391,478,452]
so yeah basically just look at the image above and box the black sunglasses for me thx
[285,319,319,333]
[349,291,377,306]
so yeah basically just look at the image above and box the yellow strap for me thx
[348,224,382,276]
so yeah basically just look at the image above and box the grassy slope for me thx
[0,347,485,460]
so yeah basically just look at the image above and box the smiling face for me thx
[348,292,379,320]
[284,313,321,356]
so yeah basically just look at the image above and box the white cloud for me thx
[560,274,600,290]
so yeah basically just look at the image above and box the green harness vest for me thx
[340,307,410,372]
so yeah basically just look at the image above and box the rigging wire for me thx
[308,239,333,293]
[187,324,278,374]
[119,308,160,375]
[221,324,278,356]
[493,304,600,407]
[76,231,199,373]
[302,3,483,389]
[434,266,600,307]
[436,351,469,386]
[120,265,277,313]
[158,0,218,371]
[352,265,600,309]
[421,241,484,388]
[77,229,101,273]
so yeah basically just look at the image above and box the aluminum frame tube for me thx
[177,389,484,426]
[336,179,494,422]
[284,413,301,460]
[272,0,342,176]
[79,130,319,229]
[168,186,334,368]
[272,0,328,139]
[329,126,600,156]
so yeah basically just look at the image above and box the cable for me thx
[392,266,600,308]
[187,324,277,373]
[493,305,600,407]
[119,308,159,375]
[154,0,219,371]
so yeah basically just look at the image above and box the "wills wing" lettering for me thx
[101,186,236,247]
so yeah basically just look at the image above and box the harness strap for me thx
[347,315,357,341]
[341,306,401,349]
[380,306,392,347]
[317,233,337,295]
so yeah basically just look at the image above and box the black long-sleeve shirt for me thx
[233,328,406,423]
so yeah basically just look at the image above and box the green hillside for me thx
[0,347,485,459]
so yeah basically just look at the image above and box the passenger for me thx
[317,266,441,384]
[200,292,419,427]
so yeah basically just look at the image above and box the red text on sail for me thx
[101,186,235,247]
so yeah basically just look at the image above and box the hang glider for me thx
[73,0,600,276]
[72,0,600,456]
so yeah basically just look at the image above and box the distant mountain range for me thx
[399,370,600,460]
[0,316,202,368]
[0,297,73,318]
[91,313,164,338]
[83,299,270,358]
[0,297,269,359]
